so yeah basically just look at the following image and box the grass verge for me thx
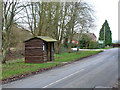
[2,51,102,81]
[55,51,101,62]
[2,61,61,80]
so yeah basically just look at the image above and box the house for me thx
[73,33,97,42]
[89,33,97,41]
[24,36,57,63]
[68,39,79,44]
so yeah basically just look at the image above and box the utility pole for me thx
[103,25,105,47]
[104,25,105,41]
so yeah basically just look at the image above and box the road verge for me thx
[2,51,103,84]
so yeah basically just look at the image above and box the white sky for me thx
[85,0,118,41]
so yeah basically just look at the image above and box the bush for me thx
[82,47,88,49]
[88,41,99,49]
[79,40,86,48]
[6,48,24,61]
[59,46,68,53]
[71,43,78,48]
[79,34,92,48]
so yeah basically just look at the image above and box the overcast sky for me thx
[85,0,118,42]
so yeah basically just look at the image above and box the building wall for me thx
[25,38,45,63]
[89,33,97,41]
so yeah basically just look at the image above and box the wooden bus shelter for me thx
[24,36,57,63]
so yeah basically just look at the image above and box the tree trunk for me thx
[0,0,3,64]
[55,42,61,54]
[2,49,7,64]
[68,34,73,53]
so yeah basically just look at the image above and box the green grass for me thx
[54,51,101,62]
[99,47,113,49]
[103,47,113,49]
[2,60,61,79]
[2,51,101,80]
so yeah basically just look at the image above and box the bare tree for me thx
[21,2,38,37]
[64,1,95,52]
[0,0,3,64]
[51,2,71,54]
[2,0,25,63]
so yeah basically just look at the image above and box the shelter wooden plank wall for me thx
[25,38,45,63]
[25,36,56,63]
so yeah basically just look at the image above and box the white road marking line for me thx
[42,69,85,88]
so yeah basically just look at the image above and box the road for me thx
[72,48,105,51]
[2,48,118,88]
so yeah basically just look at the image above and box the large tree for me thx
[99,20,112,46]
[2,0,25,63]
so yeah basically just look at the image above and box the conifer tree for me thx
[99,20,112,46]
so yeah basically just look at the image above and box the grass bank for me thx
[2,51,102,80]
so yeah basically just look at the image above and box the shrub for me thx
[82,47,88,49]
[79,34,92,48]
[88,41,99,49]
[6,48,24,61]
[59,46,68,53]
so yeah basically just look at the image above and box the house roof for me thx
[89,33,97,38]
[25,36,57,42]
